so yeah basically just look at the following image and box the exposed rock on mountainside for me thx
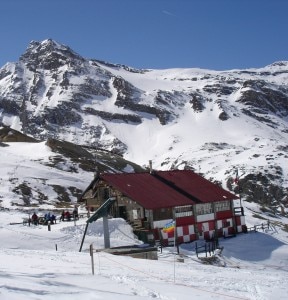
[0,39,288,215]
[45,137,144,174]
[0,127,38,143]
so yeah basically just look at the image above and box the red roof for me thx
[101,170,238,210]
[155,170,237,203]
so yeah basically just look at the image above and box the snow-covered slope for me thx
[0,140,92,208]
[0,129,143,208]
[0,208,288,300]
[0,39,288,214]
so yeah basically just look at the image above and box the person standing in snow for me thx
[31,212,38,225]
[65,211,71,221]
[73,206,78,220]
[60,210,65,221]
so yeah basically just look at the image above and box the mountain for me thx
[0,39,288,217]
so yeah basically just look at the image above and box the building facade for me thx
[79,170,245,245]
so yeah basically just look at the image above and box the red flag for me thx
[234,169,239,184]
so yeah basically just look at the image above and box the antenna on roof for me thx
[149,160,153,174]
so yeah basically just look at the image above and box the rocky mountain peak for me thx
[268,61,288,68]
[19,39,84,70]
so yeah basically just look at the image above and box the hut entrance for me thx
[119,206,127,220]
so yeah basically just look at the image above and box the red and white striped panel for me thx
[201,221,214,231]
[160,229,175,246]
[235,215,246,232]
[217,218,232,228]
[177,225,196,243]
[161,225,197,245]
[197,221,215,240]
[217,218,234,236]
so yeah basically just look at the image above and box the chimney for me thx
[149,160,153,174]
[94,166,99,178]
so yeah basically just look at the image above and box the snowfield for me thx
[1,204,287,300]
[0,139,288,299]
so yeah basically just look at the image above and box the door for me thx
[119,206,127,220]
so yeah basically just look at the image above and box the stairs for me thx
[130,219,145,230]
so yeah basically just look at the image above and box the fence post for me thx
[196,242,198,257]
[90,244,94,275]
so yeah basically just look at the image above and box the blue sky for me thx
[1,0,288,70]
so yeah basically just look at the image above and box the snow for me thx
[0,142,93,208]
[0,141,287,299]
[0,205,287,300]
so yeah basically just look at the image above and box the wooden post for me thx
[103,215,110,249]
[90,244,94,275]
[79,222,89,252]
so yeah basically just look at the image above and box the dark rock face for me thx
[203,83,236,96]
[0,126,38,142]
[190,92,206,112]
[218,111,230,121]
[84,107,142,124]
[112,77,176,125]
[237,80,288,127]
[0,99,21,116]
[20,39,85,71]
[227,170,288,216]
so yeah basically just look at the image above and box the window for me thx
[214,201,230,212]
[175,205,193,218]
[153,208,173,221]
[98,187,110,200]
[195,203,213,215]
[224,221,231,227]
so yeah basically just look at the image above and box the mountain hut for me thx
[78,170,245,246]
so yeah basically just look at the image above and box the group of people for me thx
[44,212,56,224]
[60,207,78,221]
[30,212,56,225]
[30,207,79,225]
[60,210,71,221]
